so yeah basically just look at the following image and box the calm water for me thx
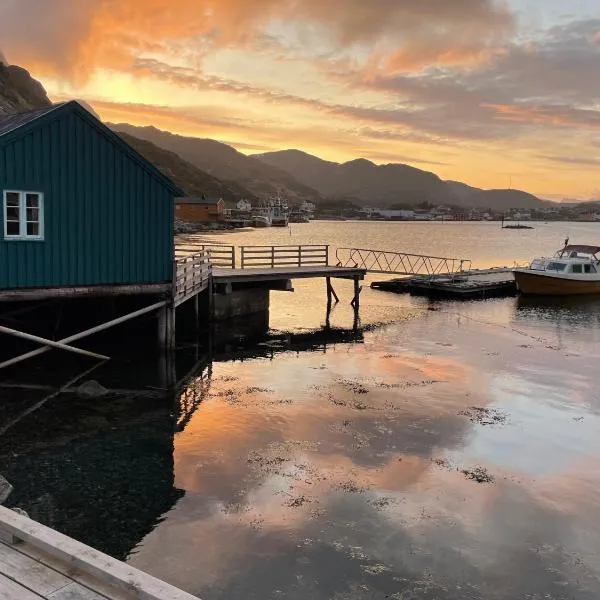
[3,221,600,599]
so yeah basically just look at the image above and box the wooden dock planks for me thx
[0,507,200,600]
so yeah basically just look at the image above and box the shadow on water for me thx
[514,294,600,333]
[0,317,366,560]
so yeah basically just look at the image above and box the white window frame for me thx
[3,190,44,241]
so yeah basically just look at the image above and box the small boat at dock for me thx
[513,244,600,295]
[252,214,271,227]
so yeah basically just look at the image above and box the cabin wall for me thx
[0,111,174,289]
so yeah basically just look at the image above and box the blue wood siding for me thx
[0,110,174,289]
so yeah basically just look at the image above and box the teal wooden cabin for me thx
[0,101,178,295]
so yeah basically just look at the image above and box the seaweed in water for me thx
[459,406,507,426]
[462,466,495,483]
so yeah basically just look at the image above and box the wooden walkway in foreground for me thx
[0,506,198,600]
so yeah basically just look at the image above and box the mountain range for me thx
[110,123,317,203]
[0,59,550,210]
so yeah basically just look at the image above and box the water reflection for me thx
[132,309,600,599]
[0,323,367,563]
[2,303,600,598]
[0,382,183,560]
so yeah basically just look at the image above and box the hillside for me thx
[0,61,51,116]
[446,180,547,209]
[110,124,321,203]
[118,132,255,201]
[255,150,460,206]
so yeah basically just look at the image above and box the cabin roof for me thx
[176,197,223,205]
[0,104,63,136]
[562,245,600,255]
[0,101,182,195]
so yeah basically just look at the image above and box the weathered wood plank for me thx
[47,581,109,600]
[13,544,127,600]
[0,507,199,600]
[0,541,71,597]
[0,572,44,600]
[0,284,171,303]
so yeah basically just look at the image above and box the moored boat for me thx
[513,244,600,295]
[252,215,271,227]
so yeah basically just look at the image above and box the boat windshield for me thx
[546,262,568,272]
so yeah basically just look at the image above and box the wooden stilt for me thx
[208,284,214,322]
[193,293,200,330]
[351,277,362,309]
[326,277,332,307]
[157,304,176,351]
[327,278,340,303]
[0,300,167,370]
[158,351,177,390]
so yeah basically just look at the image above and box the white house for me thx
[237,199,252,212]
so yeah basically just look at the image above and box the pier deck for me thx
[0,506,198,600]
[213,265,365,284]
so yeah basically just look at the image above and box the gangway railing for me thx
[334,247,471,278]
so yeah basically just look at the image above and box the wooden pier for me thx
[0,506,198,600]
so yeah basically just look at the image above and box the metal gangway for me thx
[334,247,471,278]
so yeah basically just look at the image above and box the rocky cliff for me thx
[0,61,51,116]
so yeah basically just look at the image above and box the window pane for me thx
[26,207,39,222]
[26,194,39,208]
[6,221,20,236]
[572,264,582,273]
[5,192,19,207]
[6,206,19,220]
[26,222,39,237]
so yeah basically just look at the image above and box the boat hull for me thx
[513,270,600,295]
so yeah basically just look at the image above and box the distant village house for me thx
[175,196,224,222]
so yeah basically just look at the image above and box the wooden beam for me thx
[0,326,110,362]
[0,301,167,370]
[0,283,171,302]
[0,506,200,600]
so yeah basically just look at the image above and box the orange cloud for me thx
[0,0,514,80]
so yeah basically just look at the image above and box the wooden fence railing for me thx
[175,244,235,268]
[240,245,329,269]
[174,251,212,306]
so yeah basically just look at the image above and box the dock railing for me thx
[174,250,212,306]
[335,247,471,278]
[240,245,329,269]
[175,244,236,268]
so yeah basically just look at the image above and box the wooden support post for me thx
[208,282,214,322]
[326,277,339,304]
[157,304,176,351]
[193,293,200,330]
[158,351,177,391]
[351,277,362,310]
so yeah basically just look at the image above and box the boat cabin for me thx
[530,245,600,275]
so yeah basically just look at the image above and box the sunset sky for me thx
[1,0,599,199]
